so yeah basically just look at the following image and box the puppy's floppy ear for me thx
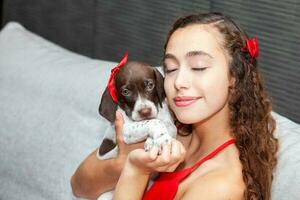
[153,68,166,108]
[99,87,118,124]
[98,138,117,157]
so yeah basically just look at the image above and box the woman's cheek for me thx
[206,80,230,109]
[164,76,172,95]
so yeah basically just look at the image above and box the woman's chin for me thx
[175,113,200,124]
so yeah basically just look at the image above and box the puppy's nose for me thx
[138,108,152,118]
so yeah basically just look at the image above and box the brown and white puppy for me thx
[97,61,176,160]
[100,61,165,123]
[96,60,176,200]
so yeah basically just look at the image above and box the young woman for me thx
[71,13,278,200]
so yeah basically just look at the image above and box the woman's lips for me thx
[173,96,201,107]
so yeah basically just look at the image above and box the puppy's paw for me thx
[144,134,172,152]
[154,133,172,146]
[149,134,172,154]
[144,137,154,152]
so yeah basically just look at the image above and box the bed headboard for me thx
[1,0,300,123]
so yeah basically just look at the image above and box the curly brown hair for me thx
[164,13,279,200]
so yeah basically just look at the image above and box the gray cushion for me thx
[0,22,114,200]
[271,112,300,199]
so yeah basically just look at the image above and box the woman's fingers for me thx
[147,139,186,172]
[128,139,187,174]
[149,146,159,160]
[164,140,186,172]
[171,139,181,160]
[115,111,126,152]
[160,143,171,163]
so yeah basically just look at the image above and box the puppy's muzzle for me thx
[138,108,152,119]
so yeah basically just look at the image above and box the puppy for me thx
[96,54,176,200]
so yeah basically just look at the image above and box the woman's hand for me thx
[114,111,145,167]
[113,140,186,200]
[127,138,186,175]
[113,112,186,200]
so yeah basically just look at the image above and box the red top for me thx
[142,139,236,200]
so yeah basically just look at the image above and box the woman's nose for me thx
[174,68,190,90]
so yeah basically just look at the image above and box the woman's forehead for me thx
[165,24,224,57]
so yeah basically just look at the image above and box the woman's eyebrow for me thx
[163,53,179,64]
[163,51,212,65]
[186,50,213,59]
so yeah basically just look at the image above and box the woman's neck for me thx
[185,104,234,165]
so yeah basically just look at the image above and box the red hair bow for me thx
[242,36,259,60]
[107,52,128,103]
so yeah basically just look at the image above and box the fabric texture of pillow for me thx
[271,112,300,199]
[0,22,299,199]
[0,22,115,200]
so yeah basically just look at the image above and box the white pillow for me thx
[0,22,299,200]
[271,112,300,199]
[0,22,115,199]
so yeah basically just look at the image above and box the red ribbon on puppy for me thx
[107,52,128,103]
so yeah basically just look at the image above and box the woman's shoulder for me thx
[178,143,245,200]
[182,166,245,200]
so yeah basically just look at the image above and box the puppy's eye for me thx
[121,88,132,96]
[145,80,155,91]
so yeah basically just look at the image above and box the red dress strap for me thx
[190,139,236,172]
[142,139,236,200]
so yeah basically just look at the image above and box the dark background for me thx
[0,0,2,24]
[1,0,300,123]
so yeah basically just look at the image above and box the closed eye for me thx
[164,68,177,74]
[192,67,207,71]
